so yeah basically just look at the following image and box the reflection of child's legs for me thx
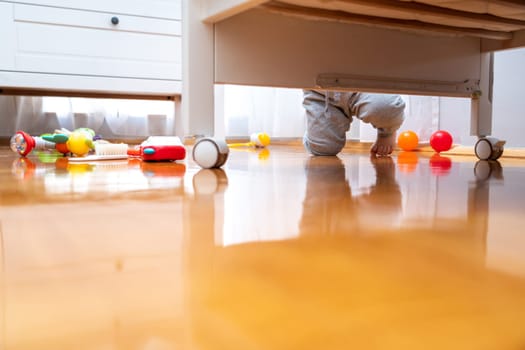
[303,90,351,156]
[352,93,405,156]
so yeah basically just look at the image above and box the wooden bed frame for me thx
[182,0,525,159]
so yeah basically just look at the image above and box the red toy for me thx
[10,130,57,156]
[430,130,453,153]
[132,136,186,162]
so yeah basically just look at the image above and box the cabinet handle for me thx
[111,16,119,25]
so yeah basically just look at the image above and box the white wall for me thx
[439,48,525,147]
[492,48,525,147]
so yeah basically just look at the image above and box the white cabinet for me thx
[0,0,182,98]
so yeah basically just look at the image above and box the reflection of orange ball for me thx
[397,130,419,151]
[397,151,419,173]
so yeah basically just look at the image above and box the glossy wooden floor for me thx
[1,145,525,350]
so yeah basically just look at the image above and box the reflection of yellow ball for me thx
[67,163,93,174]
[67,132,91,156]
[258,148,270,160]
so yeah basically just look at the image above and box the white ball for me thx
[192,138,229,169]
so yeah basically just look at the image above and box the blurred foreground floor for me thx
[0,146,525,349]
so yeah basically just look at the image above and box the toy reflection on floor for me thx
[429,153,452,176]
[299,155,402,236]
[10,153,187,197]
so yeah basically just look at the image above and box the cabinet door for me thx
[3,0,182,20]
[0,2,16,70]
[11,4,181,81]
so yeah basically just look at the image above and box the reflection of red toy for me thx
[140,162,186,177]
[136,136,186,162]
[429,154,452,175]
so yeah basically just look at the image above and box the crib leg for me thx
[471,52,505,160]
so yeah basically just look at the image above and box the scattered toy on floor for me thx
[67,141,130,162]
[192,137,229,169]
[129,136,186,162]
[10,130,57,156]
[397,130,419,152]
[66,128,96,157]
[430,130,453,153]
[11,128,188,163]
[228,132,271,148]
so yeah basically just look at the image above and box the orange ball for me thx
[397,130,419,151]
[55,143,69,154]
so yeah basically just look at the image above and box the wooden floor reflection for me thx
[1,146,525,349]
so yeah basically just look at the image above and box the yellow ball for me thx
[67,131,91,156]
[251,132,271,147]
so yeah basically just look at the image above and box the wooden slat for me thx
[202,0,271,23]
[482,29,525,52]
[0,87,180,101]
[262,1,513,40]
[333,0,525,31]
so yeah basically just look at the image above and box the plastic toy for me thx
[41,130,70,154]
[229,132,271,148]
[397,130,419,151]
[67,142,129,162]
[192,137,229,169]
[474,137,506,161]
[10,130,57,156]
[132,136,186,162]
[66,128,95,157]
[430,130,453,153]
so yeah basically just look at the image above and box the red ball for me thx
[430,130,453,153]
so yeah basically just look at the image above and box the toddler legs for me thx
[303,90,405,156]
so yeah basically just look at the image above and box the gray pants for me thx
[303,90,406,156]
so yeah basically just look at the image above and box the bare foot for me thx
[371,132,396,156]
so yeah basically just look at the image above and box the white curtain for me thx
[1,87,449,143]
[223,85,306,138]
[0,96,176,139]
[221,85,440,142]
